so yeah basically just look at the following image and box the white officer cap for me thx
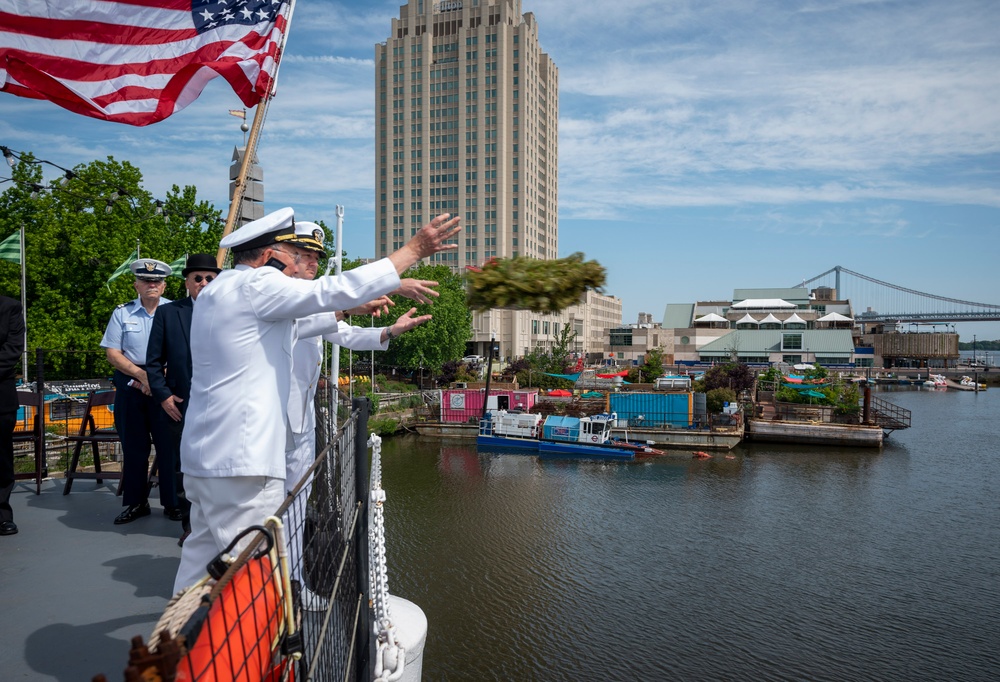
[286,221,327,256]
[219,207,297,252]
[130,258,171,280]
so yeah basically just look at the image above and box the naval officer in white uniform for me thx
[173,208,460,594]
[280,223,435,607]
[284,221,435,492]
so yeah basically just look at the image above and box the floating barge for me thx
[747,420,884,447]
[748,388,911,448]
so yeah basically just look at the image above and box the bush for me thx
[375,374,418,392]
[368,417,399,436]
[775,386,805,403]
[703,363,755,392]
[759,366,782,385]
[706,387,737,414]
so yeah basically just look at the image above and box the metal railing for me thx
[116,394,376,682]
[868,394,912,432]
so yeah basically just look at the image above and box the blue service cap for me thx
[219,207,297,252]
[287,220,327,256]
[130,258,171,280]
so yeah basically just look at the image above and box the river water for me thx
[379,387,1000,681]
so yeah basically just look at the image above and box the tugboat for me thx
[477,410,636,460]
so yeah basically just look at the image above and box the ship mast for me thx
[215,0,299,267]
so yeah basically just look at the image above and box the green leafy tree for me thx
[0,154,223,378]
[706,387,737,414]
[342,263,471,373]
[512,346,575,389]
[549,324,578,375]
[640,347,665,382]
[802,363,828,381]
[703,362,755,393]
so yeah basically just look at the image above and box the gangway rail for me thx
[868,394,911,434]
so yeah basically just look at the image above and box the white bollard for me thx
[385,594,427,682]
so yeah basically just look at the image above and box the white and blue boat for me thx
[477,410,636,461]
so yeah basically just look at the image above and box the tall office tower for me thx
[376,0,561,360]
[375,0,557,266]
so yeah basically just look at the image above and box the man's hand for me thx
[161,395,184,422]
[393,279,440,305]
[388,213,461,274]
[345,296,394,318]
[385,308,432,342]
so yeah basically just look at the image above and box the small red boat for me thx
[610,439,665,457]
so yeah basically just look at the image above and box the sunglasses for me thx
[192,274,215,284]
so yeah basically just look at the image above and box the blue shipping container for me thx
[609,393,692,428]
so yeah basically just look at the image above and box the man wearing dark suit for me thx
[146,254,220,541]
[0,295,26,536]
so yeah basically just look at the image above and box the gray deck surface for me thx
[1,478,183,681]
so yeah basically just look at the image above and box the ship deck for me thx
[1,478,181,681]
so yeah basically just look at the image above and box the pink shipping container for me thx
[440,388,539,423]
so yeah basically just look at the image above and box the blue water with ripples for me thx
[381,387,1000,681]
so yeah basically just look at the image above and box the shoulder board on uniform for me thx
[116,303,127,309]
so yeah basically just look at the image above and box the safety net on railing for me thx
[104,396,374,682]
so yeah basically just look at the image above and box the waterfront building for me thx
[375,0,618,360]
[661,287,860,366]
[607,314,665,366]
[469,289,622,362]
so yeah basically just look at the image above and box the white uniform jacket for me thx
[288,314,387,436]
[180,261,399,479]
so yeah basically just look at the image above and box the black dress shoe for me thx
[0,520,17,536]
[163,507,185,521]
[114,503,151,525]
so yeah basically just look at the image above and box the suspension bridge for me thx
[795,266,1000,324]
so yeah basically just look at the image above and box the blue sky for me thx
[1,0,998,340]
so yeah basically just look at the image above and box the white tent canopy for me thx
[731,298,797,309]
[784,313,807,325]
[736,313,758,325]
[817,312,853,322]
[695,312,727,323]
[759,313,782,325]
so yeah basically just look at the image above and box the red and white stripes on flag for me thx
[0,0,291,126]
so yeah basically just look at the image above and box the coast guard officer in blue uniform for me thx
[100,258,174,524]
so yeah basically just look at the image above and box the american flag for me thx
[0,0,291,126]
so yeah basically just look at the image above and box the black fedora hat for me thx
[181,253,222,277]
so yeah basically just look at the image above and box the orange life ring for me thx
[176,556,287,682]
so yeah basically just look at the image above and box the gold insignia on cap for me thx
[313,229,323,242]
[144,261,156,272]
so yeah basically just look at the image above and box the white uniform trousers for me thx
[172,474,286,595]
[283,430,316,586]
